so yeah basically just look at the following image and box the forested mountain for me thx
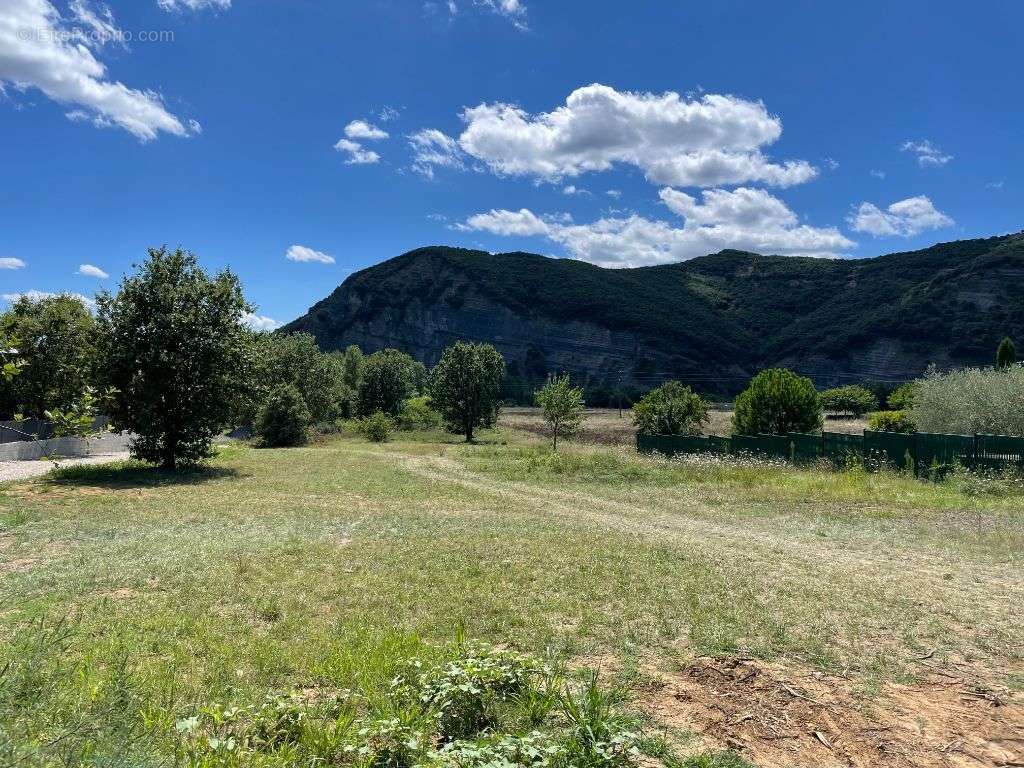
[284,233,1024,398]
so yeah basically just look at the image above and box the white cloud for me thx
[286,245,335,264]
[77,263,108,278]
[334,138,380,165]
[344,119,389,141]
[824,157,839,170]
[157,0,231,11]
[0,257,27,269]
[444,0,528,27]
[446,84,816,188]
[409,128,464,178]
[606,189,621,199]
[459,186,853,267]
[2,290,96,311]
[869,169,886,179]
[243,312,279,332]
[847,195,953,237]
[901,139,952,167]
[0,0,196,141]
[986,180,1004,189]
[378,105,401,122]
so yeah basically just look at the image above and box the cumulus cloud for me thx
[344,119,389,140]
[901,139,952,167]
[443,0,528,28]
[2,290,96,311]
[459,186,853,267]
[243,312,279,331]
[286,245,335,264]
[157,0,231,11]
[409,128,464,178]
[77,263,108,278]
[0,0,196,141]
[334,138,380,165]
[435,84,816,188]
[847,195,954,237]
[1,258,27,269]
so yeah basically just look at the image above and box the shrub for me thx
[398,395,443,431]
[886,382,917,410]
[868,410,917,433]
[357,411,394,442]
[732,368,822,435]
[912,365,1024,436]
[429,342,506,441]
[632,381,709,436]
[535,374,586,450]
[996,336,1016,370]
[256,385,311,447]
[820,385,878,417]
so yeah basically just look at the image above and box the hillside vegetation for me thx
[285,234,1024,394]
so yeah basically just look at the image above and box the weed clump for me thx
[177,640,644,767]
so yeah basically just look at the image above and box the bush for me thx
[732,368,822,435]
[256,385,311,447]
[912,365,1024,436]
[632,381,709,436]
[398,396,443,431]
[820,385,878,417]
[357,411,394,442]
[868,410,917,433]
[886,382,917,410]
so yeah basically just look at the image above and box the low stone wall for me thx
[0,433,132,461]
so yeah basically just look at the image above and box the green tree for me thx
[96,247,250,469]
[0,295,97,418]
[534,374,586,449]
[886,382,917,411]
[256,333,342,423]
[819,385,878,417]
[0,332,24,391]
[997,336,1017,369]
[429,341,506,441]
[358,349,417,416]
[868,410,917,434]
[631,381,710,436]
[340,345,364,390]
[255,384,311,447]
[732,368,823,435]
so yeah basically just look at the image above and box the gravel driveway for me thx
[0,452,131,484]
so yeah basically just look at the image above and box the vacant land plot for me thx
[500,408,869,446]
[1,427,1021,766]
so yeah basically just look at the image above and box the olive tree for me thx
[732,368,822,435]
[429,341,505,441]
[96,247,250,469]
[534,374,585,449]
[631,381,709,435]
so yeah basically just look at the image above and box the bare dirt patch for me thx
[637,657,1023,768]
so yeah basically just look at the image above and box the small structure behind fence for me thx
[637,430,1024,476]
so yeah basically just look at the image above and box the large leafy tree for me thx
[819,385,878,417]
[247,332,343,424]
[534,374,585,450]
[429,341,505,441]
[631,381,709,436]
[732,368,822,435]
[358,348,418,416]
[96,247,250,469]
[0,295,97,418]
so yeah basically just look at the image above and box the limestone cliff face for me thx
[283,236,1024,393]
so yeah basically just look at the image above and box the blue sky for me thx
[1,0,1021,328]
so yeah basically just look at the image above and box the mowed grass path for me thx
[1,430,1022,760]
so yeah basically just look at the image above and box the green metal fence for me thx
[637,429,1024,476]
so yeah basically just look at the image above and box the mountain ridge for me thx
[283,233,1024,397]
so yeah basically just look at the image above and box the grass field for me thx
[1,420,1022,766]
